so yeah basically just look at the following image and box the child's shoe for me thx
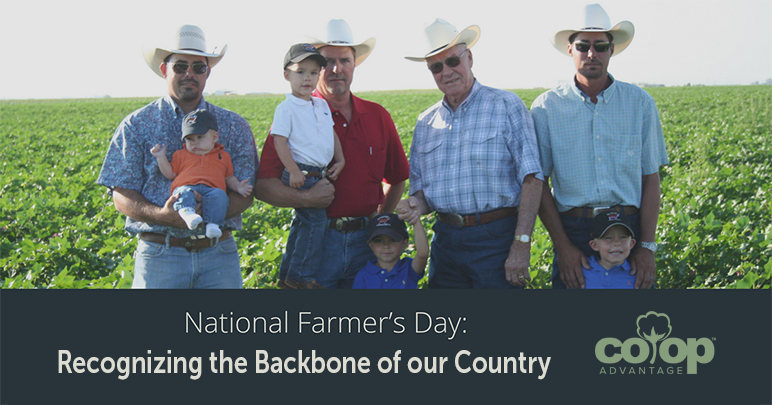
[205,223,222,239]
[178,208,202,230]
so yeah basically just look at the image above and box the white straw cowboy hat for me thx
[552,4,634,56]
[143,25,227,78]
[305,19,376,66]
[405,19,480,62]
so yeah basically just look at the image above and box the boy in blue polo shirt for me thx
[585,211,637,289]
[353,213,429,289]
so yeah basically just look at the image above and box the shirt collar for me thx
[285,93,313,106]
[441,79,481,111]
[570,74,617,104]
[163,95,209,117]
[312,89,365,119]
[590,254,631,271]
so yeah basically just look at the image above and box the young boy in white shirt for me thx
[272,43,345,289]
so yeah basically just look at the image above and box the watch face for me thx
[518,235,530,243]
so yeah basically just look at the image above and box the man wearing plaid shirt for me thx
[399,20,543,289]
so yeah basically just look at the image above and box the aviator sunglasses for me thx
[428,49,468,74]
[573,42,611,53]
[169,61,209,75]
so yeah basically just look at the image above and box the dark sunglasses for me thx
[170,61,209,75]
[428,49,468,74]
[574,42,611,53]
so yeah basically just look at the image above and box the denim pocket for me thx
[216,237,238,254]
[136,240,165,258]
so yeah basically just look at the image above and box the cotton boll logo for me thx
[636,312,672,364]
[595,311,715,375]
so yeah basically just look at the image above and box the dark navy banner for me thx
[1,290,770,405]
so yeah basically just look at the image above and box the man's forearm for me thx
[379,181,405,214]
[254,177,333,210]
[113,187,182,228]
[638,172,661,242]
[514,174,542,237]
[225,190,254,220]
[537,177,572,249]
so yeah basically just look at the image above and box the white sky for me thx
[1,0,771,99]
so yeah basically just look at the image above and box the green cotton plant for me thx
[1,86,771,289]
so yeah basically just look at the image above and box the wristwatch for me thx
[640,241,658,253]
[515,235,531,243]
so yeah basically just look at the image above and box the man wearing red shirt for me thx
[255,20,409,289]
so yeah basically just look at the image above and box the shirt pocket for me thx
[613,133,642,179]
[416,135,444,186]
[464,125,506,179]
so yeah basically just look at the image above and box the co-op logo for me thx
[595,312,715,375]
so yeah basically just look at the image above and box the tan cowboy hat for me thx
[305,19,376,66]
[405,19,480,62]
[552,4,634,56]
[143,25,227,78]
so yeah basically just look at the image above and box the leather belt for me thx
[562,205,639,218]
[302,170,325,178]
[139,230,232,252]
[437,207,518,228]
[328,213,377,232]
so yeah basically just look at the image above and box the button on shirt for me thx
[530,76,669,213]
[409,81,543,214]
[352,257,421,289]
[97,96,258,238]
[583,255,635,289]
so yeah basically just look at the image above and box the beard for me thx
[175,80,201,102]
[578,62,606,80]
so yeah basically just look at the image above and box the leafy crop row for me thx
[1,86,769,288]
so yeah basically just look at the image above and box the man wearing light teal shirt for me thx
[530,4,669,290]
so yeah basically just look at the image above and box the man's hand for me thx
[505,241,531,287]
[629,247,656,289]
[555,243,590,289]
[396,197,421,225]
[303,178,335,208]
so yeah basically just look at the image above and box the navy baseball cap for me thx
[367,213,409,243]
[590,211,635,239]
[284,43,327,69]
[181,109,218,140]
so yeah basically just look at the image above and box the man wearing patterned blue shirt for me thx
[97,25,258,288]
[399,19,543,289]
[530,4,669,290]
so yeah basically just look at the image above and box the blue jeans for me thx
[132,237,243,288]
[428,215,521,289]
[172,184,228,226]
[279,224,375,289]
[280,165,328,283]
[551,212,641,289]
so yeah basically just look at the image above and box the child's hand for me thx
[235,179,253,197]
[150,144,167,157]
[326,160,345,181]
[289,171,306,189]
[397,198,421,226]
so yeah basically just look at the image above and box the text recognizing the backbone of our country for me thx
[57,311,551,381]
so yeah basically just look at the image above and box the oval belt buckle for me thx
[335,218,345,231]
[450,213,464,228]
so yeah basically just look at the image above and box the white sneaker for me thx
[206,223,222,239]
